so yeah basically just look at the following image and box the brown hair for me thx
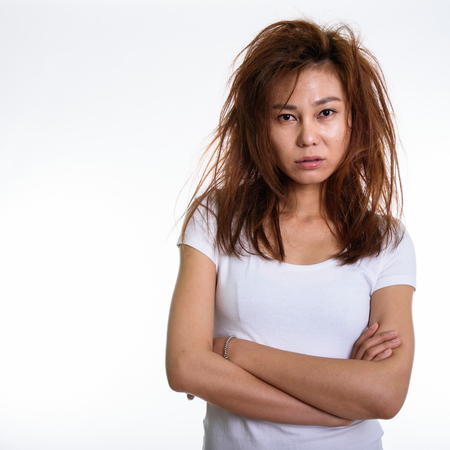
[182,19,403,265]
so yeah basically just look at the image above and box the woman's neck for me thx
[281,183,326,221]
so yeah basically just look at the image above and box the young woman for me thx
[166,19,416,450]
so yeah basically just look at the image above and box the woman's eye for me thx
[279,114,294,121]
[320,109,334,117]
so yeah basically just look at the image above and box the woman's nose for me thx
[297,120,319,146]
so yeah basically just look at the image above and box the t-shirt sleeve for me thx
[176,205,218,266]
[373,230,417,292]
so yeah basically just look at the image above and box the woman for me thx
[166,19,416,449]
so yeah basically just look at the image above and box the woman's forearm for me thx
[167,347,351,427]
[224,338,410,420]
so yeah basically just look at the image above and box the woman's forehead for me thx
[271,66,345,104]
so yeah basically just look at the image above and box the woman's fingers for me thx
[359,337,401,361]
[353,329,400,361]
[350,323,378,359]
[372,348,393,362]
[351,323,401,361]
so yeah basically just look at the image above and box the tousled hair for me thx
[182,19,403,265]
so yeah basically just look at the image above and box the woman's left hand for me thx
[350,323,401,361]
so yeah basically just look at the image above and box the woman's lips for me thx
[295,156,324,169]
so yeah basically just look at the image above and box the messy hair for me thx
[182,19,402,265]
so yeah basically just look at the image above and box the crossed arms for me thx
[166,245,414,426]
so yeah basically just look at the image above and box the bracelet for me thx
[223,335,235,361]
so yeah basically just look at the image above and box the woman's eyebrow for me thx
[273,96,342,110]
[272,104,297,110]
[313,96,342,106]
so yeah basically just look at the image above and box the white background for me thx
[0,0,448,449]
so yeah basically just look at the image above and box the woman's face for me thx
[270,67,350,190]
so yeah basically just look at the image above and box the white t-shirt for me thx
[180,206,416,450]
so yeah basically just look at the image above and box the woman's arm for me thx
[166,245,351,426]
[213,285,414,420]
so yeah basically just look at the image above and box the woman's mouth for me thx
[296,156,324,169]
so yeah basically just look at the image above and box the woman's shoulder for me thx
[177,197,219,266]
[380,218,414,255]
[368,221,416,292]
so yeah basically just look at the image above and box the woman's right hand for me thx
[350,323,401,361]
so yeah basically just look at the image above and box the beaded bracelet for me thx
[223,335,235,361]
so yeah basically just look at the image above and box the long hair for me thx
[182,19,403,265]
